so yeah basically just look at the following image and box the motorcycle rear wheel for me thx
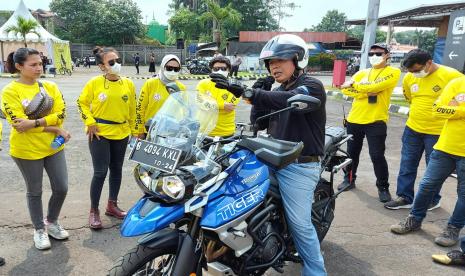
[108,244,177,276]
[312,179,335,242]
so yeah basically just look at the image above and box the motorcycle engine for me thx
[252,222,281,263]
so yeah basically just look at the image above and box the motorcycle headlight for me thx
[156,175,185,201]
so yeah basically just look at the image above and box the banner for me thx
[46,39,72,72]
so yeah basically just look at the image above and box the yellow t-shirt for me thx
[196,79,240,137]
[342,66,401,124]
[403,65,463,135]
[77,75,137,140]
[135,78,186,134]
[1,80,66,160]
[432,77,465,157]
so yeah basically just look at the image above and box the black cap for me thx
[370,43,390,52]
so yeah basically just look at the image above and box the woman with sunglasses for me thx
[135,54,185,138]
[1,48,70,250]
[77,46,137,229]
[196,56,240,138]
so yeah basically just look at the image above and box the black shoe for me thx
[384,197,412,210]
[0,257,4,266]
[337,179,355,191]
[378,187,392,203]
[432,250,465,266]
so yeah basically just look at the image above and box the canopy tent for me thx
[0,0,71,73]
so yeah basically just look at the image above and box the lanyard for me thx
[367,67,387,82]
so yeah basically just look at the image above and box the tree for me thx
[168,7,202,41]
[50,0,144,45]
[347,25,388,43]
[200,0,241,45]
[224,0,279,36]
[309,10,348,32]
[5,16,40,47]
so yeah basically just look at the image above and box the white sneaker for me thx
[45,220,69,240]
[34,229,51,250]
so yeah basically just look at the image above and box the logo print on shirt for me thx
[222,93,228,100]
[153,93,161,101]
[98,92,107,102]
[432,85,441,93]
[21,99,30,107]
[122,94,129,102]
[411,84,419,93]
[455,93,465,103]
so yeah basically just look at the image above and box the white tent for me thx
[0,0,61,42]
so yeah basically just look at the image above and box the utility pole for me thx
[360,0,380,69]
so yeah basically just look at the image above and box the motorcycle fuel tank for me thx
[120,196,185,237]
[200,150,270,229]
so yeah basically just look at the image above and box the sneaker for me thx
[390,215,422,234]
[428,201,441,211]
[432,250,465,266]
[378,187,392,203]
[384,197,412,210]
[0,257,4,266]
[45,220,69,240]
[435,224,460,247]
[337,179,355,191]
[33,229,51,250]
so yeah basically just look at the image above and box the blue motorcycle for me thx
[109,91,352,276]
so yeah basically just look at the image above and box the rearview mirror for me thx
[287,94,321,113]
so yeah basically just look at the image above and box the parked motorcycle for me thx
[109,90,352,276]
[187,58,211,75]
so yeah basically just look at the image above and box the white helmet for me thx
[259,34,309,71]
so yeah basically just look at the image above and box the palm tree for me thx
[5,16,41,47]
[200,0,241,46]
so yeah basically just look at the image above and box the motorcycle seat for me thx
[324,126,346,154]
[237,136,303,169]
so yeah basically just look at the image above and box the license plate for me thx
[129,139,182,173]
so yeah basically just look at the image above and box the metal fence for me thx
[70,44,187,65]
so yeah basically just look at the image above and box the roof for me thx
[239,31,348,43]
[346,1,465,27]
[0,0,61,42]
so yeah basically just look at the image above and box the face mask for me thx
[412,67,429,78]
[216,69,229,78]
[164,70,179,81]
[109,63,121,75]
[369,55,384,66]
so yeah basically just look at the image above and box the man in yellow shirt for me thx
[197,56,240,137]
[391,76,465,248]
[385,49,463,211]
[339,43,401,203]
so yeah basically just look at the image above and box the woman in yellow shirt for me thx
[77,46,137,229]
[135,54,185,137]
[1,48,71,250]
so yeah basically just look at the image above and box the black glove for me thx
[210,73,245,98]
[252,76,275,90]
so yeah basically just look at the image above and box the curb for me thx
[327,90,410,116]
[0,73,55,78]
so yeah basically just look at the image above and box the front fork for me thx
[171,216,204,276]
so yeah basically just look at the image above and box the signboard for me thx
[443,9,465,72]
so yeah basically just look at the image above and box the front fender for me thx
[120,197,185,237]
[138,228,184,249]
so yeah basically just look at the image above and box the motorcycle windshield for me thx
[146,91,219,173]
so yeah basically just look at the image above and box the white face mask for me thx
[164,70,179,81]
[216,69,229,78]
[369,55,384,66]
[412,67,429,78]
[109,63,121,75]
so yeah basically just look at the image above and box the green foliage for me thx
[168,7,202,42]
[50,0,144,45]
[308,10,348,32]
[393,29,437,54]
[199,0,241,44]
[346,25,387,43]
[308,53,336,71]
[5,16,40,47]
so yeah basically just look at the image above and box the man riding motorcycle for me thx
[211,33,327,276]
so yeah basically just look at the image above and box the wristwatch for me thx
[243,88,254,100]
[35,119,40,128]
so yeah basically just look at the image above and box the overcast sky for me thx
[2,0,452,31]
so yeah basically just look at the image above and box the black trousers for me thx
[230,65,239,77]
[345,121,389,188]
[89,136,129,208]
[135,64,140,74]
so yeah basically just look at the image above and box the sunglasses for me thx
[368,52,384,57]
[212,67,228,72]
[165,65,181,72]
[108,58,122,66]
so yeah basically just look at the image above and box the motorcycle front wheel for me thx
[312,178,335,242]
[108,244,177,276]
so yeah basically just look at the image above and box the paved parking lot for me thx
[0,67,463,275]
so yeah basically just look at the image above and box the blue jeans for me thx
[276,162,327,276]
[410,150,465,229]
[461,236,465,252]
[396,126,440,204]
